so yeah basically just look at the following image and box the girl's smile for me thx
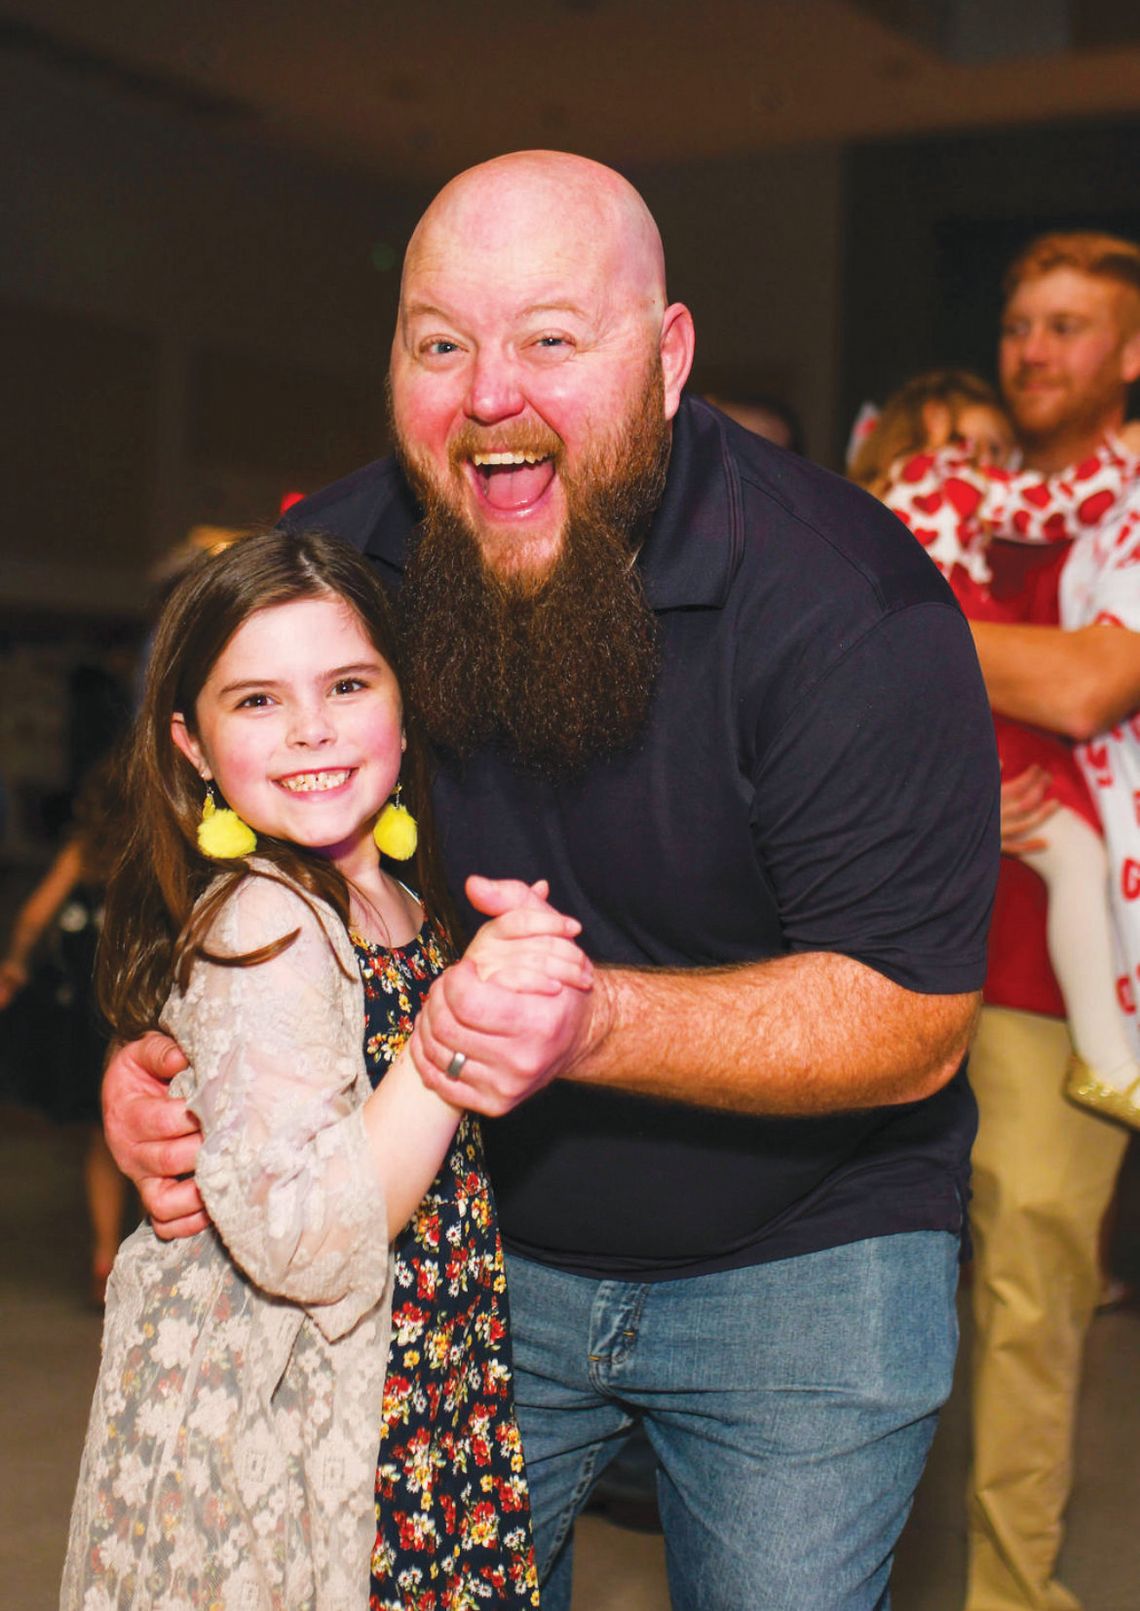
[172,594,405,880]
[276,768,355,793]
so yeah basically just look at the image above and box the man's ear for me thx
[1121,326,1140,388]
[171,712,211,780]
[660,303,696,421]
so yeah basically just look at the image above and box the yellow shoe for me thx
[1065,1054,1140,1132]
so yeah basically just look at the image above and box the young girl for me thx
[851,370,1140,1127]
[62,530,593,1608]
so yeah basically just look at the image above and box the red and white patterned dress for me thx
[884,439,1140,829]
[1060,484,1140,1054]
[884,439,1137,621]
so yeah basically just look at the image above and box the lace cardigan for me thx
[63,869,394,1609]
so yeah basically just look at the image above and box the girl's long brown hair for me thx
[849,369,1003,498]
[98,528,456,1040]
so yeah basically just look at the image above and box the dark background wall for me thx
[840,118,1140,463]
[4,28,1140,860]
[1,49,846,621]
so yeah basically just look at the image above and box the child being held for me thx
[851,370,1140,1127]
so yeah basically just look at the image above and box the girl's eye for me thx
[333,677,365,695]
[237,693,272,709]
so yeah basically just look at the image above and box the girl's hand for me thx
[463,877,593,996]
[1000,764,1057,856]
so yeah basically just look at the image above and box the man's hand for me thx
[102,1033,209,1238]
[972,619,1140,741]
[1000,764,1058,856]
[408,875,600,1116]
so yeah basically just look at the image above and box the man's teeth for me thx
[471,451,548,467]
[279,770,351,793]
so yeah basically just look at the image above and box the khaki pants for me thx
[966,1006,1128,1611]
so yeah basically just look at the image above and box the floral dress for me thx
[354,921,541,1611]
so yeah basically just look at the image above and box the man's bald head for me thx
[402,150,668,328]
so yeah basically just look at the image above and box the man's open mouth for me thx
[469,451,557,512]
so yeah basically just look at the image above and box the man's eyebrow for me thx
[520,301,589,319]
[403,301,453,322]
[403,299,588,323]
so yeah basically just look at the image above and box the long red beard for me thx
[395,374,671,777]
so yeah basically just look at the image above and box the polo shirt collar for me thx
[362,393,742,613]
[638,394,742,611]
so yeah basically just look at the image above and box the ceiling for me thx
[4,0,1140,183]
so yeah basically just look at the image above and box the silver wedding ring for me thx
[445,1050,468,1081]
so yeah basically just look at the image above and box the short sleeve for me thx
[1059,493,1140,632]
[164,873,390,1340]
[1090,514,1140,630]
[751,600,1000,993]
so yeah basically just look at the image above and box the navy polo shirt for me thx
[287,396,999,1279]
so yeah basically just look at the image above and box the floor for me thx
[3,1104,1137,1611]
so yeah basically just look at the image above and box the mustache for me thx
[447,419,563,469]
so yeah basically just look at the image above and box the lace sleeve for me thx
[163,871,390,1340]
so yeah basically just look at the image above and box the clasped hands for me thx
[102,875,598,1239]
[409,874,596,1113]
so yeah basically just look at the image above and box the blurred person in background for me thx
[853,366,1140,1126]
[0,751,129,1305]
[961,231,1140,1611]
[704,389,805,453]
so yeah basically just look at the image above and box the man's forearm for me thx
[568,951,979,1116]
[971,621,1140,740]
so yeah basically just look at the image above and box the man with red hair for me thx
[968,230,1140,1611]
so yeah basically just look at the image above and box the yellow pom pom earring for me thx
[372,782,418,860]
[197,784,258,860]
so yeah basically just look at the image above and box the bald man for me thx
[105,151,1000,1610]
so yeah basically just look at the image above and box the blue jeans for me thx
[505,1232,959,1611]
